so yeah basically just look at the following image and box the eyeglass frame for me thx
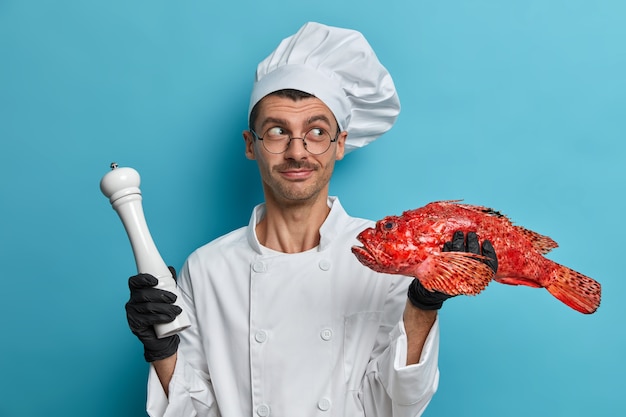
[249,126,341,155]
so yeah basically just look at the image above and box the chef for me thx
[125,21,497,416]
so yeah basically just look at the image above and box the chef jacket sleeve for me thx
[145,262,219,417]
[361,319,440,416]
[146,350,218,417]
[360,275,440,416]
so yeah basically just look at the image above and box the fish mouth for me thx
[351,245,376,265]
[352,227,397,273]
[351,243,395,274]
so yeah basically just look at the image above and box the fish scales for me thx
[351,201,601,314]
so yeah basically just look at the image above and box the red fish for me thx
[352,201,601,314]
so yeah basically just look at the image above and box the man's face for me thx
[244,95,347,205]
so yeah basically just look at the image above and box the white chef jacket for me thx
[147,197,440,417]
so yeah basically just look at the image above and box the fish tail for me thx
[545,265,601,314]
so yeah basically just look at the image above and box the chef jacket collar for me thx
[247,196,347,254]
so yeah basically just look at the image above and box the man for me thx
[126,22,497,416]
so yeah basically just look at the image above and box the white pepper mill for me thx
[100,163,190,338]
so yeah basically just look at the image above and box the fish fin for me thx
[440,201,558,254]
[514,225,559,254]
[413,252,494,296]
[441,202,558,254]
[494,275,543,288]
[545,265,601,314]
[431,199,464,204]
[444,201,510,220]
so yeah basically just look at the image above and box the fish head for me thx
[352,214,431,275]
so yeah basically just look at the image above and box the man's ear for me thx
[335,131,348,161]
[243,130,256,160]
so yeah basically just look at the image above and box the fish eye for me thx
[383,221,396,230]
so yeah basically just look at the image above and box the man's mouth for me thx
[280,169,314,180]
[276,162,318,180]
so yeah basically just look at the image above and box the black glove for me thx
[407,278,454,310]
[444,231,498,274]
[407,231,498,310]
[125,268,181,362]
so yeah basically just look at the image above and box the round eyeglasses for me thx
[250,127,340,155]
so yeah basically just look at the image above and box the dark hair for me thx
[248,89,316,130]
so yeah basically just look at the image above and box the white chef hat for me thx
[248,22,400,153]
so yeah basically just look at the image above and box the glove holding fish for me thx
[407,231,497,310]
[351,201,601,314]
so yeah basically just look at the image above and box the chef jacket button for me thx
[319,259,331,271]
[257,404,270,416]
[255,330,268,343]
[320,328,333,341]
[252,261,266,273]
[318,398,331,411]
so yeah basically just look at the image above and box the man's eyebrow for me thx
[260,117,288,128]
[307,115,333,126]
[259,115,333,129]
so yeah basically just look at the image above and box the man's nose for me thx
[283,137,308,158]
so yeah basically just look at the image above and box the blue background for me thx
[1,1,624,416]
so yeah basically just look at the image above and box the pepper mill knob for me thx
[100,163,190,338]
[100,162,141,203]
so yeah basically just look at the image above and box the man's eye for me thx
[309,128,325,137]
[266,127,286,138]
